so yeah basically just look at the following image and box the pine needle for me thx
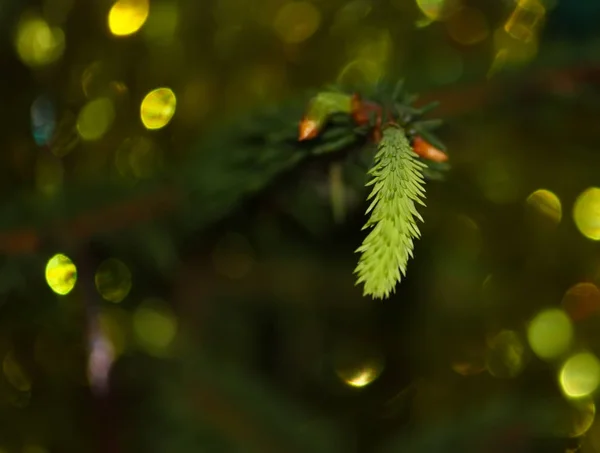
[354,124,427,299]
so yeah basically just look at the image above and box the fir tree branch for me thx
[354,125,427,299]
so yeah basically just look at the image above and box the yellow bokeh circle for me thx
[133,299,178,356]
[95,258,132,303]
[15,14,65,67]
[273,1,321,44]
[108,0,149,37]
[560,352,600,399]
[573,187,600,240]
[527,308,573,361]
[77,97,115,141]
[140,88,177,130]
[526,188,562,224]
[45,253,77,295]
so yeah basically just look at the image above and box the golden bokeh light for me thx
[15,13,65,67]
[108,0,150,37]
[338,27,392,87]
[45,253,77,295]
[337,58,384,88]
[416,0,461,21]
[81,61,110,98]
[573,187,600,241]
[3,351,31,392]
[273,1,321,44]
[562,282,600,322]
[95,258,132,303]
[446,7,489,45]
[76,97,115,141]
[567,398,596,438]
[560,352,600,399]
[330,0,372,36]
[133,299,178,357]
[140,88,177,130]
[485,330,527,379]
[526,188,562,224]
[504,0,545,43]
[491,28,538,73]
[115,136,163,179]
[527,308,573,361]
[333,342,384,388]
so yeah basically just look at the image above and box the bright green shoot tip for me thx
[354,124,427,299]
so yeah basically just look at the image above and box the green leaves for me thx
[354,125,427,299]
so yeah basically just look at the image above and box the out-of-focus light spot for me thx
[76,97,115,141]
[110,80,129,97]
[489,28,538,76]
[337,58,384,87]
[49,111,79,157]
[446,7,489,45]
[574,188,600,241]
[31,96,56,146]
[143,1,179,42]
[486,330,527,378]
[504,0,545,43]
[3,351,31,392]
[212,233,255,280]
[273,1,321,44]
[330,0,372,36]
[95,258,132,303]
[567,398,596,437]
[416,0,461,21]
[81,61,109,98]
[415,16,434,28]
[15,13,65,67]
[560,352,600,398]
[140,88,176,130]
[528,308,573,361]
[425,44,463,85]
[133,299,178,357]
[45,253,77,295]
[562,282,600,322]
[108,0,149,37]
[339,27,392,88]
[346,27,392,66]
[526,189,562,224]
[334,342,384,388]
[115,136,163,179]
[87,326,114,395]
[35,153,64,196]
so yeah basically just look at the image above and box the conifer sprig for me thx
[354,124,427,299]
